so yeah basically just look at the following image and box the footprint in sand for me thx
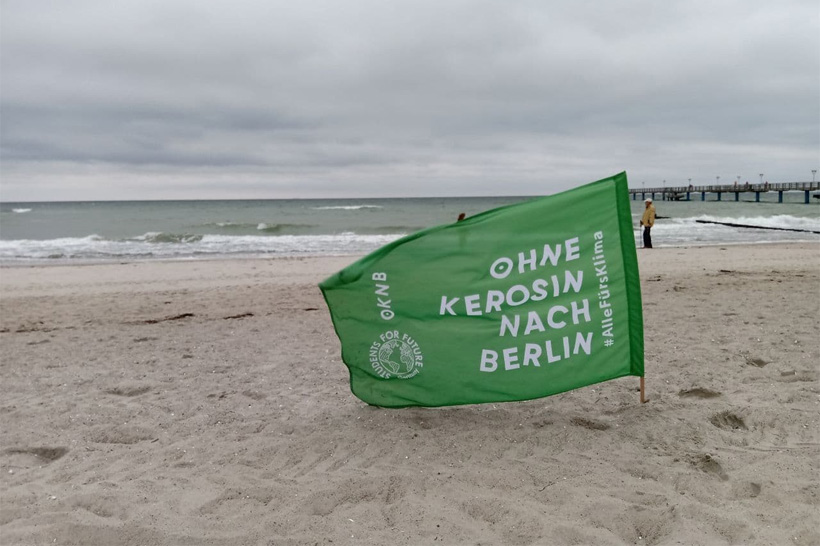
[745,356,768,367]
[570,417,610,431]
[2,447,69,471]
[731,482,762,499]
[709,411,748,431]
[104,385,151,397]
[5,447,68,462]
[88,426,154,445]
[688,453,729,481]
[678,388,722,399]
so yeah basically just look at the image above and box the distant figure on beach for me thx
[641,198,655,249]
[457,213,466,222]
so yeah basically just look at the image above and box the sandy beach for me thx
[1,243,818,546]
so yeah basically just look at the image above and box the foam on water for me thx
[197,222,317,234]
[312,205,383,210]
[131,232,205,243]
[0,233,405,262]
[634,214,820,247]
[692,214,820,231]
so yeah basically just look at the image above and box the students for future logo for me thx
[369,330,424,379]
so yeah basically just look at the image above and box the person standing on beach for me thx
[641,198,655,248]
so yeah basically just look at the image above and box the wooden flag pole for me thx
[640,376,648,403]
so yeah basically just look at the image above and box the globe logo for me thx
[378,339,415,375]
[370,330,424,379]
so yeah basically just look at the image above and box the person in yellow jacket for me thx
[640,198,656,248]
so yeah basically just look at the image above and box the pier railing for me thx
[629,181,819,203]
[631,181,819,194]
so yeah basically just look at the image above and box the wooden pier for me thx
[629,181,820,204]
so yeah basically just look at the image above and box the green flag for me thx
[320,172,644,408]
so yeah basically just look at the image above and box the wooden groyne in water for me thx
[694,219,820,234]
[629,181,820,204]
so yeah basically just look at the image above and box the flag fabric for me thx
[319,172,644,408]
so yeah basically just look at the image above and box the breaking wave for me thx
[197,222,315,234]
[131,232,204,243]
[255,223,308,233]
[633,214,820,246]
[0,232,405,262]
[312,205,383,210]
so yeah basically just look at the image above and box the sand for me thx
[1,244,818,546]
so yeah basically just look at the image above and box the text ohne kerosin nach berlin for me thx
[437,233,614,371]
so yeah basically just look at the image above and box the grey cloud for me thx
[1,0,818,200]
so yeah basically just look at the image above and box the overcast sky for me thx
[1,0,818,201]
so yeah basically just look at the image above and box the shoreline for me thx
[1,243,818,545]
[1,239,818,270]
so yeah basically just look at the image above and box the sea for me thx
[1,192,818,264]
